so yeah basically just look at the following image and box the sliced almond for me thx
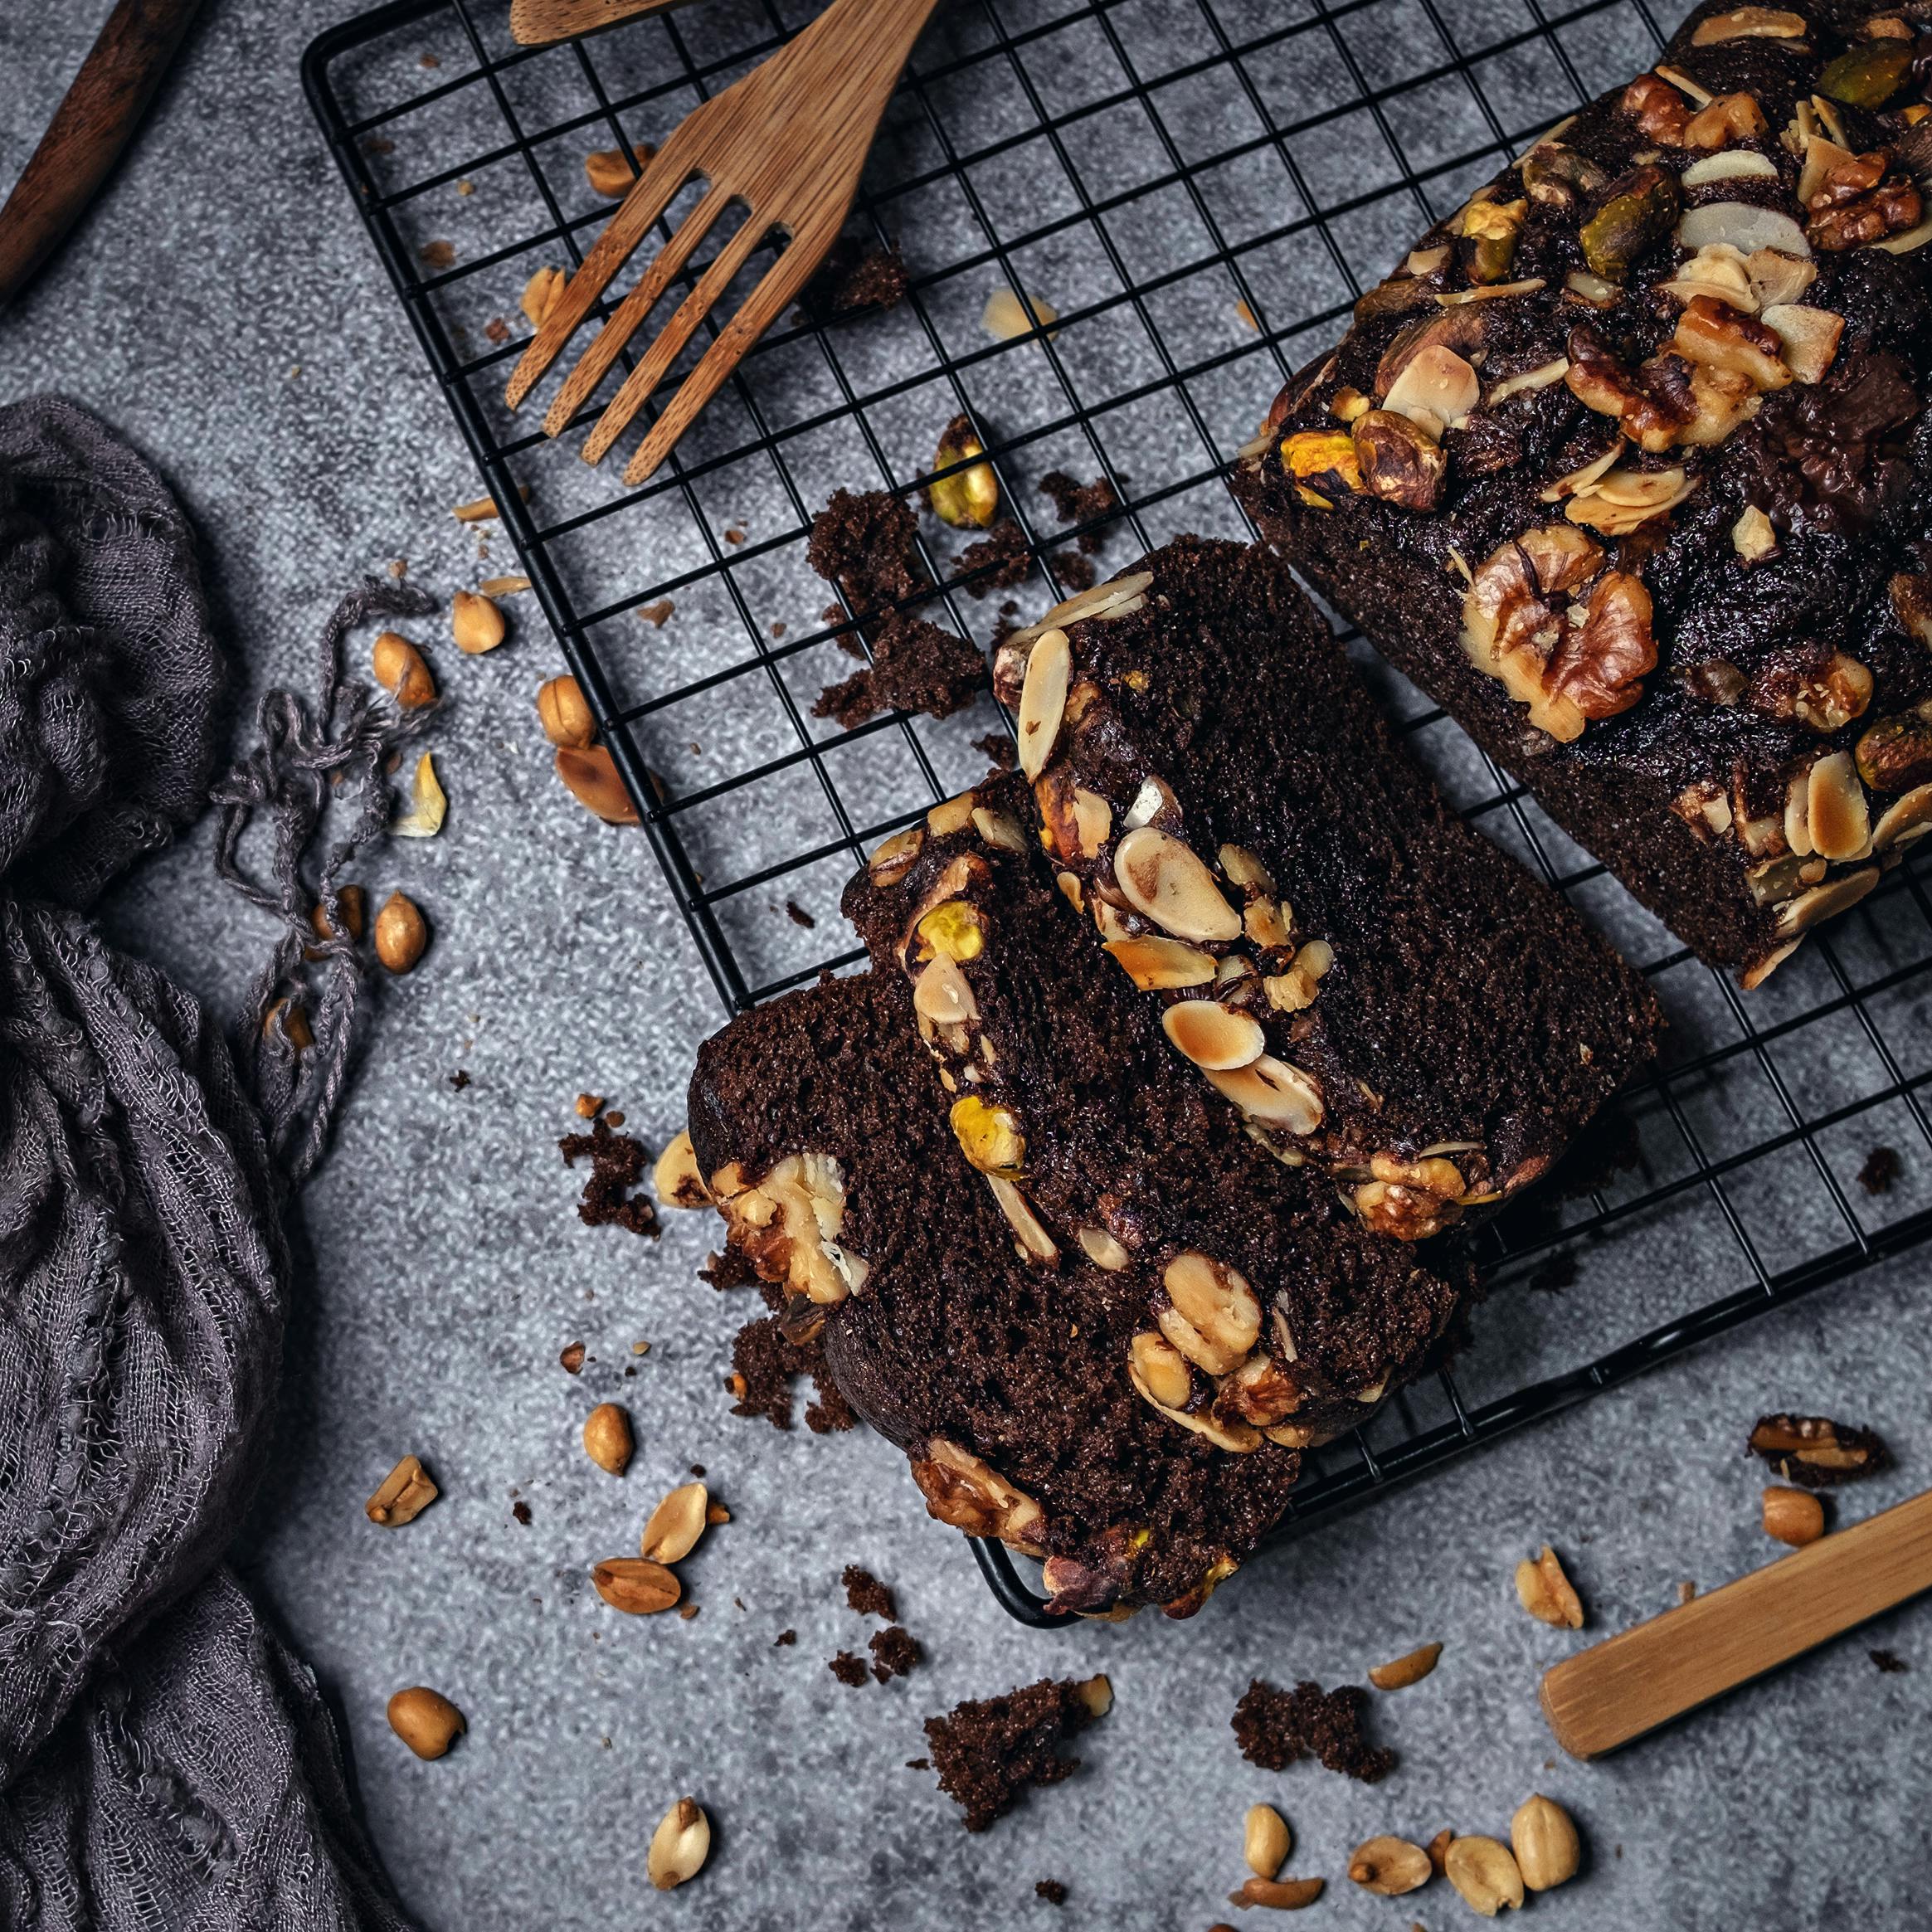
[1016,628,1072,781]
[1076,1224,1131,1270]
[913,952,978,1026]
[1772,866,1877,937]
[1382,344,1479,433]
[1127,1330,1195,1410]
[1203,1055,1324,1135]
[1103,934,1219,989]
[1806,750,1869,860]
[1112,826,1242,942]
[986,1175,1058,1262]
[1162,1000,1266,1071]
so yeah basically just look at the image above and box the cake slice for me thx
[1233,0,1932,984]
[684,971,1309,1618]
[979,538,1658,1239]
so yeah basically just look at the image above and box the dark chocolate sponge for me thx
[686,972,1305,1617]
[984,538,1658,1239]
[1235,0,1932,982]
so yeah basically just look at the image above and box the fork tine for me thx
[578,212,774,468]
[620,231,835,485]
[540,182,733,440]
[504,129,708,412]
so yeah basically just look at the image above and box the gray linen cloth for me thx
[0,397,416,1929]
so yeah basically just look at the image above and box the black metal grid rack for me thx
[305,0,1932,1628]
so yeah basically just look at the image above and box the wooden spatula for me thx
[1541,1485,1932,1759]
[506,0,942,486]
[509,0,695,47]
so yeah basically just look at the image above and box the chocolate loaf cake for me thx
[685,971,1307,1617]
[842,773,1469,1489]
[979,538,1658,1239]
[1234,0,1932,983]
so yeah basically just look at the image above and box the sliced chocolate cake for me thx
[1234,0,1932,984]
[685,971,1311,1618]
[979,538,1658,1240]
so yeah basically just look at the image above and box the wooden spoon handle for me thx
[0,0,206,309]
[1541,1484,1932,1759]
[509,0,702,46]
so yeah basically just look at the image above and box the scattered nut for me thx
[480,573,532,596]
[654,1129,712,1209]
[392,750,446,838]
[555,745,640,825]
[1444,1835,1525,1916]
[1762,1484,1826,1546]
[521,265,566,328]
[1748,1412,1888,1484]
[928,413,1000,528]
[1428,1829,1454,1876]
[1227,1876,1324,1910]
[1369,1641,1443,1691]
[582,1402,634,1475]
[982,285,1058,340]
[1348,1836,1432,1896]
[585,141,655,197]
[560,1341,586,1373]
[451,588,506,655]
[1244,1803,1292,1879]
[387,1686,465,1759]
[309,883,368,952]
[641,1481,710,1563]
[374,890,429,974]
[1511,1794,1581,1891]
[264,998,314,1053]
[366,1454,438,1526]
[1515,1545,1584,1628]
[647,1796,711,1890]
[591,1556,682,1614]
[538,674,596,747]
[372,630,436,708]
[453,494,499,523]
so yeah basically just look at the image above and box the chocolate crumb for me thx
[1858,1145,1901,1195]
[1871,1647,1910,1672]
[689,1462,705,1476]
[1232,1678,1394,1784]
[786,898,817,928]
[449,1068,471,1090]
[776,1629,797,1647]
[484,317,509,344]
[829,1651,870,1686]
[559,1341,586,1375]
[812,611,986,728]
[843,1566,898,1620]
[728,1308,857,1433]
[803,235,909,319]
[870,1625,920,1682]
[511,1500,532,1526]
[1034,1881,1068,1906]
[1038,470,1123,551]
[956,518,1032,596]
[1529,1252,1579,1295]
[420,240,455,269]
[558,1117,660,1237]
[808,489,925,618]
[905,1756,930,1769]
[1052,552,1095,593]
[923,1677,1107,1832]
[975,731,1017,771]
[701,1245,757,1291]
[1748,1413,1889,1487]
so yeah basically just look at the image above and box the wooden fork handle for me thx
[510,0,701,46]
[1541,1484,1932,1759]
[0,0,205,310]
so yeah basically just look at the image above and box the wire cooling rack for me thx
[306,0,1932,1628]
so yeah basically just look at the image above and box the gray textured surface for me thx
[4,0,1930,1925]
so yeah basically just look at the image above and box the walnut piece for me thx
[1351,409,1448,509]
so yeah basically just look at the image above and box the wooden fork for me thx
[505,0,942,485]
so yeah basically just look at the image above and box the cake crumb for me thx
[1052,552,1095,593]
[807,489,925,617]
[1034,1880,1068,1906]
[1038,470,1123,552]
[559,1341,586,1374]
[923,1677,1108,1832]
[842,1565,898,1620]
[511,1500,532,1526]
[829,1651,869,1687]
[869,1625,921,1682]
[812,611,985,728]
[974,731,1016,770]
[558,1117,659,1237]
[785,898,816,928]
[728,1304,856,1433]
[803,236,909,319]
[956,518,1031,596]
[776,1629,797,1647]
[1232,1677,1394,1784]
[1858,1145,1901,1195]
[905,1756,930,1769]
[449,1068,471,1090]
[1871,1647,1910,1672]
